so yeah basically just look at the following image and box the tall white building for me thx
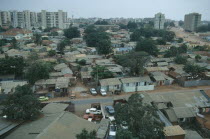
[0,10,68,29]
[184,13,201,32]
[154,13,165,30]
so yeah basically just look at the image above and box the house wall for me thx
[178,79,210,87]
[122,82,154,93]
[165,135,185,139]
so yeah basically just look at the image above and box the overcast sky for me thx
[0,0,210,21]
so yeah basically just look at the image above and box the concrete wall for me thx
[122,82,154,93]
[178,79,210,87]
[101,85,121,92]
[137,85,154,91]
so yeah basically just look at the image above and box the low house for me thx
[150,72,174,86]
[145,67,169,74]
[99,78,121,92]
[163,125,185,139]
[120,76,154,93]
[0,81,28,94]
[0,28,33,40]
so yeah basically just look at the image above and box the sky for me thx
[0,0,210,21]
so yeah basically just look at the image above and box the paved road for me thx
[47,87,210,105]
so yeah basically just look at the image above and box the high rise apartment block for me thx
[184,13,201,32]
[0,10,68,30]
[154,13,165,30]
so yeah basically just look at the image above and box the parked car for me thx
[105,106,115,115]
[86,108,102,115]
[100,89,107,96]
[109,125,117,136]
[90,88,97,95]
[39,96,49,101]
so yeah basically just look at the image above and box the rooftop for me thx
[163,125,185,137]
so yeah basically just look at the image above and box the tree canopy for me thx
[94,20,109,25]
[91,65,114,80]
[2,85,41,121]
[34,34,42,46]
[114,93,164,138]
[76,129,96,139]
[196,24,210,32]
[0,57,25,77]
[48,50,56,57]
[183,63,207,78]
[127,21,138,30]
[135,39,159,56]
[64,27,80,39]
[25,61,53,84]
[174,55,188,64]
[164,44,187,58]
[115,51,149,76]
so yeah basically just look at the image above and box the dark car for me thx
[105,106,115,115]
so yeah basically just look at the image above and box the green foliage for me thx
[49,31,59,36]
[57,41,66,53]
[116,129,133,139]
[85,31,112,55]
[0,39,7,47]
[179,21,184,27]
[177,38,183,43]
[164,45,188,58]
[84,25,97,35]
[114,93,164,138]
[48,50,56,57]
[25,61,53,84]
[115,52,149,76]
[27,52,39,64]
[127,21,138,30]
[156,39,166,45]
[94,20,109,25]
[43,27,56,32]
[183,63,207,78]
[136,39,159,56]
[91,66,114,80]
[0,57,25,76]
[0,26,7,32]
[193,45,208,51]
[77,59,86,65]
[174,55,188,64]
[34,34,42,45]
[42,37,49,40]
[76,129,96,139]
[130,28,175,42]
[195,55,202,62]
[119,24,127,29]
[11,38,17,49]
[2,85,41,121]
[196,24,210,32]
[64,27,80,39]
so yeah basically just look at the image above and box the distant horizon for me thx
[0,0,210,21]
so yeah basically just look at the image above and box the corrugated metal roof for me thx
[100,78,121,86]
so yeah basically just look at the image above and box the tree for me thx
[64,27,80,39]
[11,38,17,49]
[34,34,42,46]
[177,38,183,43]
[48,50,56,57]
[97,39,112,55]
[27,52,39,64]
[127,21,138,30]
[174,55,188,64]
[178,20,184,27]
[77,59,86,66]
[2,85,41,121]
[114,93,164,138]
[57,41,66,53]
[76,129,96,139]
[156,39,166,45]
[91,66,114,80]
[25,61,53,84]
[195,54,202,62]
[115,52,149,76]
[94,20,109,25]
[135,39,159,56]
[183,63,207,78]
[116,129,133,139]
[0,57,25,77]
[164,45,187,58]
[0,39,7,47]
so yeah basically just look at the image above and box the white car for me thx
[109,125,117,136]
[90,88,97,95]
[86,108,102,115]
[100,89,107,96]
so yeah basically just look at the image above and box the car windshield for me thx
[91,88,96,91]
[110,126,116,131]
